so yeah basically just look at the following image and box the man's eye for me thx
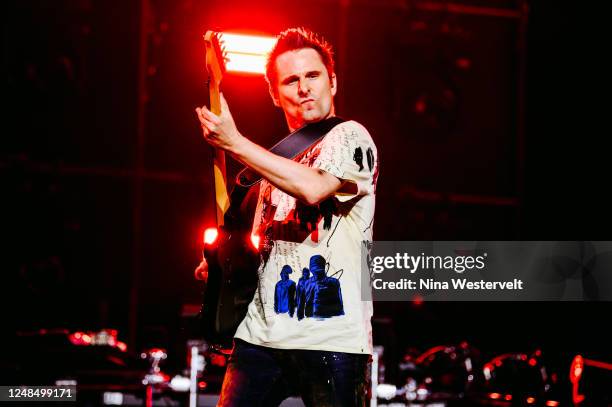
[307,73,319,79]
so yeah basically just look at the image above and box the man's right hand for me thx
[194,258,209,282]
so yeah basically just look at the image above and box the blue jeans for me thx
[218,339,370,407]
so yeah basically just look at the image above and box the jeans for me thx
[218,339,370,407]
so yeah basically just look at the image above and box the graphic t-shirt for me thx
[234,120,379,354]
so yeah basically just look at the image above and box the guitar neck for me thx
[209,85,230,228]
[204,30,230,228]
[213,147,228,227]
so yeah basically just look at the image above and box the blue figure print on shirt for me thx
[296,268,314,320]
[304,255,344,319]
[274,265,296,317]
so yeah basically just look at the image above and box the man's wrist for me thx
[228,132,249,157]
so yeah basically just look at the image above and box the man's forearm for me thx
[229,134,340,206]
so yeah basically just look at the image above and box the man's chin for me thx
[302,111,326,123]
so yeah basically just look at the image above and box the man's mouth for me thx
[300,99,315,105]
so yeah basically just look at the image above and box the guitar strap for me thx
[236,116,346,187]
[225,117,346,228]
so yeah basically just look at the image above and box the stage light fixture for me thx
[221,33,276,74]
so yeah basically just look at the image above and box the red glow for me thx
[488,393,501,400]
[526,397,536,404]
[570,355,584,382]
[74,332,82,339]
[414,100,426,114]
[456,57,472,70]
[528,358,537,367]
[250,234,260,250]
[545,401,559,407]
[198,381,207,389]
[82,334,92,343]
[211,353,227,367]
[571,355,585,405]
[116,341,127,352]
[204,228,218,245]
[584,358,612,370]
[505,394,512,401]
[413,295,424,305]
[415,345,446,364]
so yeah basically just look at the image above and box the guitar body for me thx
[200,182,261,347]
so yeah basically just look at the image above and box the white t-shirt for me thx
[234,120,379,354]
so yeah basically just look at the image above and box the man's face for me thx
[270,48,337,131]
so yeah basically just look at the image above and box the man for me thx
[296,267,312,320]
[195,27,378,406]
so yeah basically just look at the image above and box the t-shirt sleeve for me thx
[313,120,378,202]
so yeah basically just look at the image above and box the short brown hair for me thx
[265,27,335,91]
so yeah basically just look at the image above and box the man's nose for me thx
[298,79,309,96]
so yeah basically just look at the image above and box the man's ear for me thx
[269,85,280,107]
[330,73,337,97]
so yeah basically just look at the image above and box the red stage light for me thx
[220,33,276,74]
[505,394,513,401]
[222,33,276,55]
[116,341,127,352]
[570,355,584,382]
[226,53,268,74]
[545,401,559,407]
[528,358,537,366]
[250,233,260,250]
[526,397,536,404]
[570,355,585,405]
[204,228,219,245]
[488,392,501,400]
[584,358,612,370]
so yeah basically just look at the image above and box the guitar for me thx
[199,31,260,347]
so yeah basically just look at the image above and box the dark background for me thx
[2,0,610,382]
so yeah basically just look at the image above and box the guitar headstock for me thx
[204,31,227,90]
